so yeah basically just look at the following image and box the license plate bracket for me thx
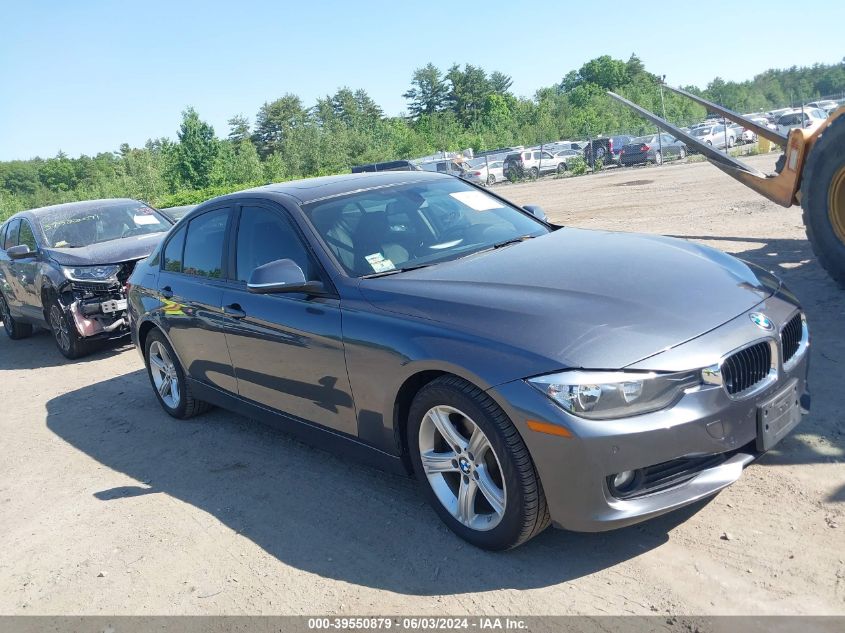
[756,378,801,451]
[101,299,128,314]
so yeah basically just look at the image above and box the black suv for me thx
[0,199,172,358]
[584,135,632,167]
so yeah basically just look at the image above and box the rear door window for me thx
[182,208,230,279]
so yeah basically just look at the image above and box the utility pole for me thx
[657,75,666,164]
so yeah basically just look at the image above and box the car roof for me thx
[211,170,454,206]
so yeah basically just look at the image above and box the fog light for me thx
[612,470,636,490]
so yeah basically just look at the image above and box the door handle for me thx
[223,303,246,319]
[160,286,173,299]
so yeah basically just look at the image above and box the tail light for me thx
[472,171,481,176]
[608,139,614,152]
[641,144,650,152]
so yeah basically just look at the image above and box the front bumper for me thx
[488,299,810,532]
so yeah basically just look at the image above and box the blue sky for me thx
[1,0,842,161]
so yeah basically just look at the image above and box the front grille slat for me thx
[781,313,803,364]
[721,341,771,396]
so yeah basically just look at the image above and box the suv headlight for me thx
[61,265,120,282]
[527,370,700,420]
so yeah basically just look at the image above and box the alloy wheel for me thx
[149,340,181,409]
[49,305,70,352]
[418,405,506,531]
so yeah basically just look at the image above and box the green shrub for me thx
[154,182,263,209]
[568,157,587,176]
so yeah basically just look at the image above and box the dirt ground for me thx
[1,154,843,616]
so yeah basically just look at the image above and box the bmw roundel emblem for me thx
[749,312,774,331]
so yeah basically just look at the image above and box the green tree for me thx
[40,152,79,192]
[403,63,450,119]
[489,71,513,95]
[252,94,307,158]
[227,115,251,143]
[174,107,217,189]
[446,64,493,124]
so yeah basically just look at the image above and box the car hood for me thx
[45,232,166,266]
[358,228,778,372]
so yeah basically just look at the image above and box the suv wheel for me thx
[529,167,539,179]
[144,329,211,419]
[408,376,550,550]
[0,292,33,340]
[556,163,567,174]
[48,299,87,359]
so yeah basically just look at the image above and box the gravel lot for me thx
[1,154,843,615]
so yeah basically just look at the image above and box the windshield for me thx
[632,135,656,144]
[39,201,171,248]
[691,128,711,136]
[302,178,550,277]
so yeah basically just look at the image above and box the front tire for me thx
[653,151,662,166]
[47,299,87,359]
[408,375,549,550]
[144,329,211,419]
[556,163,567,174]
[486,174,496,186]
[0,292,33,340]
[679,147,687,159]
[529,167,539,180]
[802,113,845,288]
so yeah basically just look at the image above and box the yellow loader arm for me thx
[607,87,845,207]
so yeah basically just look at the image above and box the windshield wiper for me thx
[360,263,434,279]
[492,235,535,249]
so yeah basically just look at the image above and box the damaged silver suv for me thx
[0,199,172,358]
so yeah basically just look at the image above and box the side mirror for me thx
[247,258,324,295]
[7,244,33,260]
[523,205,548,223]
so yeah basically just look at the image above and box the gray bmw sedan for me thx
[127,171,809,550]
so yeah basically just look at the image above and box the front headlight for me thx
[527,370,700,420]
[61,265,121,282]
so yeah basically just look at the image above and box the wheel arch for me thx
[136,318,188,373]
[391,365,513,473]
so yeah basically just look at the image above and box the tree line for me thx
[1,55,843,220]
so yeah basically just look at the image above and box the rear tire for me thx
[653,151,662,166]
[408,375,550,550]
[144,329,211,419]
[556,163,567,174]
[679,147,687,159]
[802,113,845,288]
[486,174,495,185]
[0,292,33,340]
